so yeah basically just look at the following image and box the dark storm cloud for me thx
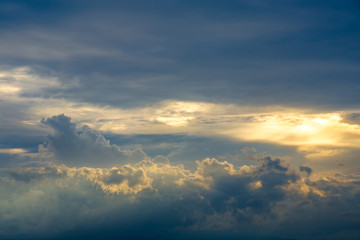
[0,0,359,108]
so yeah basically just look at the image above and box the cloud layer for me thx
[1,1,360,239]
[0,115,359,239]
[2,66,360,170]
[1,1,360,109]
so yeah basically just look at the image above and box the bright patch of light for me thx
[156,116,194,127]
[295,124,316,133]
[0,84,20,94]
[1,65,359,157]
[0,148,27,154]
[312,118,329,125]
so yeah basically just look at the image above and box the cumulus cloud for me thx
[1,154,359,239]
[0,114,359,239]
[40,114,146,167]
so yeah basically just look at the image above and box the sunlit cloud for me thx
[297,146,346,159]
[30,99,359,154]
[153,100,212,127]
[226,112,360,146]
[1,147,359,239]
[0,84,20,95]
[0,67,60,94]
[1,1,359,239]
[0,113,358,239]
[2,66,360,162]
[0,148,27,154]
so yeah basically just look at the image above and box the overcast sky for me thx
[0,1,359,239]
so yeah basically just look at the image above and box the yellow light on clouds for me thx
[156,116,194,127]
[0,148,27,154]
[223,112,360,152]
[28,98,360,154]
[3,65,360,162]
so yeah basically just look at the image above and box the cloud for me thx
[342,112,360,125]
[0,0,359,238]
[31,102,360,155]
[8,165,65,182]
[1,1,360,110]
[27,99,360,159]
[299,165,312,175]
[2,66,360,164]
[40,114,146,167]
[1,148,359,239]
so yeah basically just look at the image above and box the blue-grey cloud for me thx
[40,114,146,167]
[343,112,360,125]
[299,165,312,175]
[1,0,360,238]
[0,1,359,109]
[0,115,359,239]
[1,155,359,239]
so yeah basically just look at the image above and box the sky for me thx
[0,0,360,239]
